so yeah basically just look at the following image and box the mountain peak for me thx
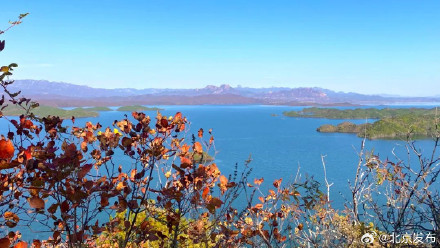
[202,84,233,94]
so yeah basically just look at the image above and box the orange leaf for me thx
[24,147,32,160]
[4,211,19,222]
[28,197,45,209]
[179,123,185,131]
[207,163,220,178]
[220,175,228,186]
[0,66,9,73]
[194,142,203,154]
[180,144,190,154]
[14,241,27,248]
[180,156,193,168]
[273,178,282,188]
[174,112,182,122]
[116,182,124,191]
[22,119,34,129]
[80,141,88,152]
[219,175,228,195]
[254,204,263,209]
[198,128,203,138]
[202,187,210,200]
[0,139,14,161]
[254,178,264,186]
[130,169,137,181]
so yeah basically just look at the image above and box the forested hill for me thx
[284,107,440,139]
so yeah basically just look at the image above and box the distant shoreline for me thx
[2,105,164,119]
[284,107,440,140]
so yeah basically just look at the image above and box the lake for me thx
[2,104,440,240]
[73,105,440,206]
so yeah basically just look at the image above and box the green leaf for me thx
[19,13,29,19]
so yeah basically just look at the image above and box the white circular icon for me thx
[361,232,376,244]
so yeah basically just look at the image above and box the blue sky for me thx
[1,1,439,96]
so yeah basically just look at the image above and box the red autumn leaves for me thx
[0,138,14,161]
[0,71,304,247]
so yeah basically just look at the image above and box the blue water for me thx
[2,104,439,240]
[72,105,439,206]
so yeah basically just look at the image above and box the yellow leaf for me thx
[164,170,171,178]
[245,217,253,225]
[116,182,124,191]
[0,66,9,73]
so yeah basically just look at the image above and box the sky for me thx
[1,0,439,96]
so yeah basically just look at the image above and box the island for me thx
[283,107,438,119]
[2,105,99,119]
[2,105,166,119]
[284,107,440,139]
[83,106,113,111]
[192,152,214,163]
[117,105,163,112]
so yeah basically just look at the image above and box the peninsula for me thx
[284,107,440,139]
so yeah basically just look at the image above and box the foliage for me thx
[316,115,439,139]
[285,107,440,139]
[1,13,440,248]
[283,107,440,119]
[317,122,371,134]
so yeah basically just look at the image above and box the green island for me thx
[117,105,163,112]
[192,151,214,163]
[2,105,99,119]
[2,105,165,119]
[284,107,440,139]
[283,107,439,119]
[82,106,113,111]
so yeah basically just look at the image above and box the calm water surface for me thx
[2,105,439,240]
[77,105,439,206]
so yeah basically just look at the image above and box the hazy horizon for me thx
[3,1,439,97]
[14,78,440,98]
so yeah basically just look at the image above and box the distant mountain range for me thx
[6,80,440,107]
